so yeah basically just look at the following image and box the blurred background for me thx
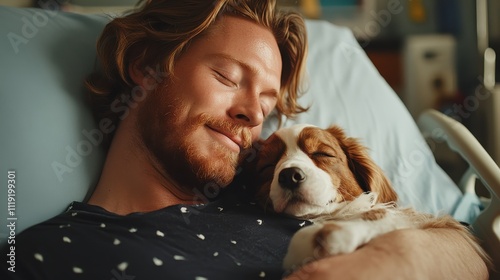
[1,0,499,183]
[278,0,500,185]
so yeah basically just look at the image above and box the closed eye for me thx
[214,70,237,88]
[311,152,336,158]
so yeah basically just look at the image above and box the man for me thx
[1,0,488,279]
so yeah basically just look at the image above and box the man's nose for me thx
[229,92,264,127]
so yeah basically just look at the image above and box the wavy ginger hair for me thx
[86,0,308,143]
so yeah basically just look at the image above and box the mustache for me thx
[198,113,253,150]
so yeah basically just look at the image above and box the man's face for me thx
[137,16,282,191]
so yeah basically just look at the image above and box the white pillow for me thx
[0,7,108,242]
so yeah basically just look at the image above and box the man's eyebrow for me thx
[206,53,259,75]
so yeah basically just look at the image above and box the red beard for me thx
[135,85,252,193]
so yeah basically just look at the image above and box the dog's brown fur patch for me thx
[361,209,387,221]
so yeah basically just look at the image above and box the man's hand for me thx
[284,228,489,280]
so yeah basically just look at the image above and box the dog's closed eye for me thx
[311,151,336,158]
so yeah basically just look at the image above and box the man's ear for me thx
[129,61,168,90]
[129,60,146,87]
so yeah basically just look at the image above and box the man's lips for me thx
[206,125,244,152]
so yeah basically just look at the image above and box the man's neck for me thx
[87,122,202,215]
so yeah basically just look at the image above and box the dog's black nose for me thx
[278,167,306,190]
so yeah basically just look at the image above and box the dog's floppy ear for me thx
[327,126,398,203]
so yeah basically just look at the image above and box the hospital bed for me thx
[0,5,498,277]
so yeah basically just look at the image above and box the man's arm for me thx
[284,228,489,280]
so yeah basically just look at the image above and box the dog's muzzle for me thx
[278,167,306,190]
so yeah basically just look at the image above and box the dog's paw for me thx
[314,222,361,256]
[283,224,324,271]
[283,222,365,271]
[282,222,362,270]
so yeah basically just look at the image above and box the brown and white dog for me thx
[246,124,489,271]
